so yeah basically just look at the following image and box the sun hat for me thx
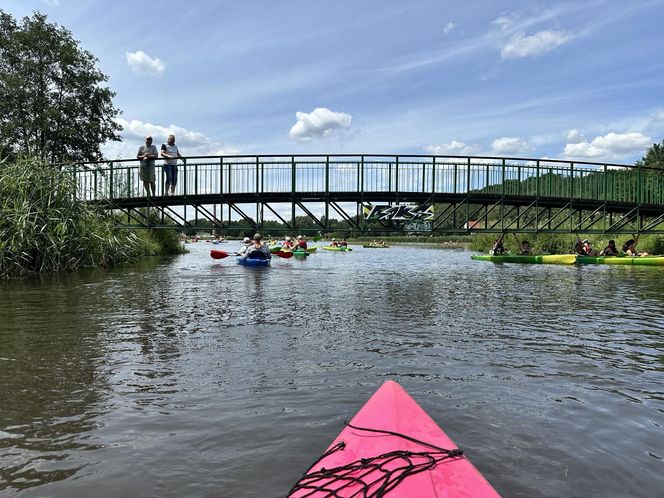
[243,237,251,243]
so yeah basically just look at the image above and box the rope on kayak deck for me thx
[287,422,464,498]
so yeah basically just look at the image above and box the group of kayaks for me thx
[211,242,358,267]
[472,253,664,266]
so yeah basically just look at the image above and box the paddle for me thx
[210,249,230,259]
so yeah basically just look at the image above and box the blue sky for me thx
[2,0,664,164]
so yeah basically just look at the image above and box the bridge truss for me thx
[70,154,664,235]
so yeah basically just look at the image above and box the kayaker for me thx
[490,235,505,255]
[622,237,649,256]
[582,239,599,256]
[294,235,308,251]
[244,233,271,260]
[600,239,619,256]
[330,238,339,247]
[236,236,252,256]
[575,239,588,256]
[282,236,295,249]
[518,240,531,254]
[339,238,348,247]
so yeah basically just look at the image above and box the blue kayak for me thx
[237,256,270,267]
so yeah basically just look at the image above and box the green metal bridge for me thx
[70,154,664,234]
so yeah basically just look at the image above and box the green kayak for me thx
[293,250,309,258]
[322,246,353,252]
[576,255,664,266]
[363,244,390,248]
[471,254,577,265]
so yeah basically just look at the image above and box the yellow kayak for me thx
[471,254,577,265]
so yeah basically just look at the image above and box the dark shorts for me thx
[164,164,178,186]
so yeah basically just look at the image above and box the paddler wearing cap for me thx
[243,233,271,260]
[293,235,308,251]
[236,236,252,256]
[137,135,158,196]
[282,236,295,250]
[582,239,599,256]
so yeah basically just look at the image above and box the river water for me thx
[1,242,663,497]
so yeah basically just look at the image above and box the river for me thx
[1,242,663,497]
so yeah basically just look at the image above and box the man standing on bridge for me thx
[137,135,158,196]
[160,134,183,196]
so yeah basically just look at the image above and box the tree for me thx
[636,139,664,169]
[0,10,121,163]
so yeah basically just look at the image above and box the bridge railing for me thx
[67,154,664,206]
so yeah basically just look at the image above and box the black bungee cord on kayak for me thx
[287,422,464,498]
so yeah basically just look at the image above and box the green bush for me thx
[0,158,176,277]
[127,210,187,256]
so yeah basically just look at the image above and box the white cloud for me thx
[424,140,478,155]
[289,107,353,141]
[500,30,573,59]
[491,137,532,154]
[126,50,165,75]
[563,132,651,160]
[565,129,585,144]
[103,119,239,159]
[42,0,60,6]
[443,22,456,34]
[490,16,513,30]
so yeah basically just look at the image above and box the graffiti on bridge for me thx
[363,204,434,222]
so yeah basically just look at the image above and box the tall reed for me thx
[0,158,146,277]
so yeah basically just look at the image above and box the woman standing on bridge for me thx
[161,134,183,196]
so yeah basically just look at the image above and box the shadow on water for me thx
[1,243,663,497]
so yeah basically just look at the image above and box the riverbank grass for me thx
[0,158,183,278]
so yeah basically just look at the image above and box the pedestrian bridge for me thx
[70,154,664,234]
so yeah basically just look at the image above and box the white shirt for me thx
[161,143,180,165]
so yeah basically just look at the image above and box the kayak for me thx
[288,381,499,497]
[363,244,390,248]
[576,255,664,266]
[471,254,576,265]
[306,247,317,253]
[322,246,353,252]
[236,256,270,267]
[293,250,309,258]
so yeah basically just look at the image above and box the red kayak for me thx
[288,381,499,497]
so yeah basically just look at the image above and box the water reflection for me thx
[1,274,109,490]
